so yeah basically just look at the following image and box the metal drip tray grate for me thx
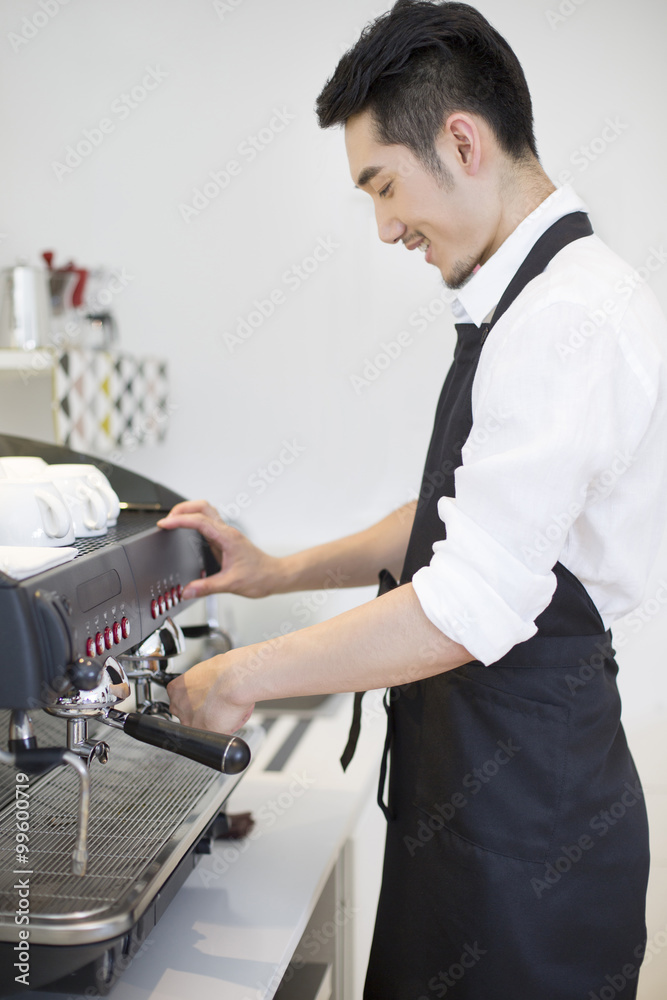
[71,509,161,556]
[0,712,256,944]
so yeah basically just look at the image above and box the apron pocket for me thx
[413,669,569,863]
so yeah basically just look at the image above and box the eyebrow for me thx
[355,165,384,188]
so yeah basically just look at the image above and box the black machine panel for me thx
[0,436,219,708]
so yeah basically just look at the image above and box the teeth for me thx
[418,240,430,253]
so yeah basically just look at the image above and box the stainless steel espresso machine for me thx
[0,435,262,997]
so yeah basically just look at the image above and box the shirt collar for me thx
[450,184,589,327]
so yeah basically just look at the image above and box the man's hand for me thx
[157,500,281,600]
[166,650,255,733]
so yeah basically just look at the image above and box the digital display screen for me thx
[77,569,122,612]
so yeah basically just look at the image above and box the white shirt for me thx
[412,185,667,665]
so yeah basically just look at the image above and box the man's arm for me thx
[274,500,417,592]
[166,580,474,733]
[157,500,417,599]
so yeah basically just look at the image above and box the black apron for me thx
[360,213,650,999]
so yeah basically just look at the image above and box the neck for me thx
[482,161,556,264]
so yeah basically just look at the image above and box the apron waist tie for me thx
[377,687,394,821]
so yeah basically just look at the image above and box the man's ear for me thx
[441,113,482,176]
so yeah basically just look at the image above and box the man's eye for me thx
[378,182,392,198]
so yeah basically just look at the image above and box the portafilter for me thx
[46,654,251,775]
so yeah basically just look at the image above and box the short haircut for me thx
[316,0,538,177]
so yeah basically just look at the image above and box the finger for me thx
[156,512,228,547]
[181,571,231,599]
[159,499,220,522]
[166,677,192,724]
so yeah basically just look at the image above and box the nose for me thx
[376,208,406,246]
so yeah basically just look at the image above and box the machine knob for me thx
[67,657,104,692]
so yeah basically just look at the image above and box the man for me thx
[158,2,667,996]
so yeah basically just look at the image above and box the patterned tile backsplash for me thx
[54,350,169,453]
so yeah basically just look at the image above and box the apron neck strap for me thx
[482,210,594,340]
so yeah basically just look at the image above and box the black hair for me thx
[316,0,538,177]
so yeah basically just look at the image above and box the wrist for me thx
[214,649,256,708]
[267,551,306,595]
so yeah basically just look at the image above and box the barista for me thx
[158,2,667,997]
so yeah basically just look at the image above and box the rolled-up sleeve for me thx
[411,298,655,665]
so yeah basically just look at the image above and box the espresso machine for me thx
[0,435,262,996]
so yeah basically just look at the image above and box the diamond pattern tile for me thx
[54,349,169,453]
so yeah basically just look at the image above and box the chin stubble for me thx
[444,254,479,291]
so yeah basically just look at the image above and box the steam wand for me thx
[0,738,90,876]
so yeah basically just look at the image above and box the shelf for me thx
[0,347,55,372]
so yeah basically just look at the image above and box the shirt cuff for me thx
[411,498,557,665]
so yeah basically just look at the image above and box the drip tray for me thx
[0,714,263,947]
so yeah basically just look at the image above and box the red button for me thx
[158,595,166,614]
[104,627,113,649]
[165,591,173,610]
[150,599,159,619]
[86,637,95,657]
[113,621,122,644]
[170,587,178,605]
[176,584,183,600]
[95,632,104,655]
[121,616,130,638]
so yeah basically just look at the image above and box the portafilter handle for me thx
[99,708,251,775]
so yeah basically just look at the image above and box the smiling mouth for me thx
[405,236,431,254]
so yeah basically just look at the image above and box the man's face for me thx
[345,109,482,289]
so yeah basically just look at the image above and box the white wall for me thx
[0,0,666,722]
